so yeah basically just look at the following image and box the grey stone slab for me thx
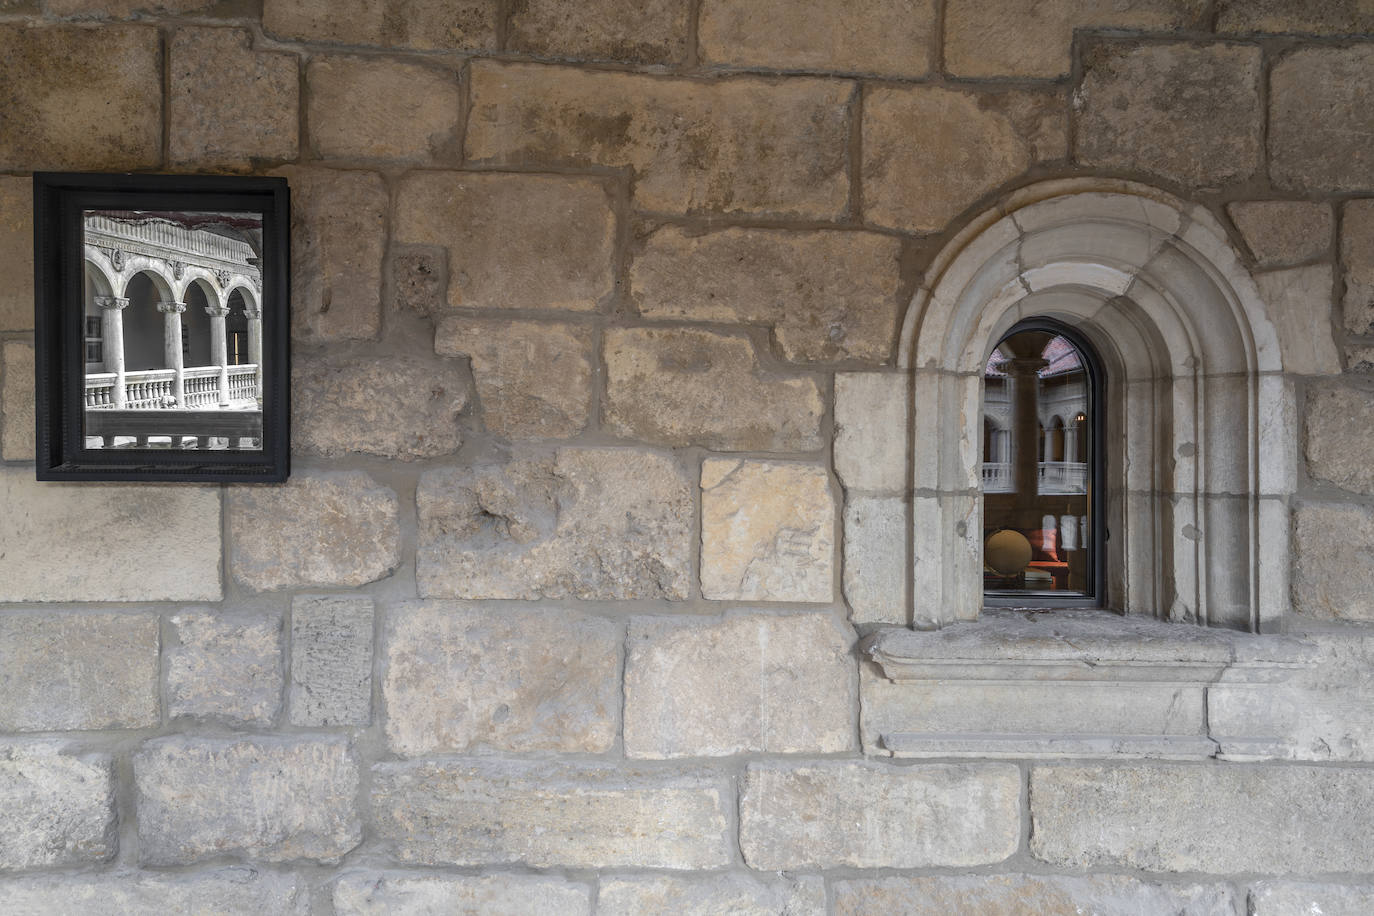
[333,872,591,916]
[835,874,1237,916]
[1250,881,1374,916]
[0,869,309,915]
[290,595,374,728]
[168,611,283,726]
[599,874,826,916]
[0,742,115,870]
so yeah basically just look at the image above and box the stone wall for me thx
[2,1,1374,913]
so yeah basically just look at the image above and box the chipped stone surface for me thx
[508,0,688,64]
[390,245,447,318]
[1249,881,1374,916]
[1305,387,1374,495]
[290,595,374,728]
[844,495,908,625]
[1342,199,1374,335]
[308,56,461,163]
[603,327,824,451]
[264,0,498,51]
[168,611,283,726]
[382,602,620,756]
[466,61,850,217]
[0,869,309,915]
[631,227,901,364]
[0,743,115,870]
[42,0,216,14]
[600,874,826,916]
[0,177,34,331]
[135,736,362,866]
[1218,0,1374,33]
[1,338,34,460]
[1271,46,1374,193]
[1253,265,1341,375]
[834,875,1238,916]
[1228,200,1333,267]
[333,872,592,916]
[1293,502,1374,621]
[834,372,909,493]
[435,317,593,439]
[417,448,692,600]
[229,471,400,591]
[700,459,835,602]
[624,611,855,757]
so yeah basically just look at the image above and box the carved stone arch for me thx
[176,268,225,312]
[225,282,259,316]
[83,254,115,299]
[115,257,176,302]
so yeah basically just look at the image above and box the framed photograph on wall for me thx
[33,173,289,482]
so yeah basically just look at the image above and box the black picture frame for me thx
[33,172,290,482]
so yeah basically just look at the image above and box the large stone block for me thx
[844,496,909,625]
[466,62,850,218]
[834,372,909,493]
[264,0,498,51]
[1218,0,1374,33]
[700,459,835,602]
[624,611,856,758]
[863,85,1064,232]
[1250,881,1374,916]
[134,736,361,865]
[307,56,461,163]
[167,611,282,726]
[41,0,217,14]
[1228,201,1333,268]
[1342,199,1374,335]
[0,469,221,602]
[0,743,115,870]
[334,872,591,916]
[1031,763,1374,872]
[1,338,34,459]
[0,25,161,170]
[834,875,1238,916]
[1271,46,1374,193]
[289,595,375,728]
[603,328,824,451]
[599,874,826,916]
[508,0,688,65]
[417,448,692,600]
[1293,502,1374,621]
[370,759,733,868]
[435,317,593,439]
[0,870,308,915]
[0,177,34,331]
[740,761,1021,869]
[228,471,400,591]
[382,602,620,756]
[630,227,901,364]
[1253,265,1341,375]
[1306,387,1374,495]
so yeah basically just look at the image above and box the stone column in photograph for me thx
[94,296,130,409]
[1005,357,1048,502]
[158,300,187,407]
[243,305,263,402]
[206,303,230,407]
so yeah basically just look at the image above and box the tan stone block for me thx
[835,876,1237,916]
[833,372,909,493]
[43,0,215,14]
[1076,41,1262,189]
[0,743,114,871]
[1305,387,1374,495]
[0,870,308,914]
[334,873,592,916]
[0,25,160,171]
[1217,0,1374,34]
[390,246,447,318]
[466,62,851,217]
[290,595,375,728]
[862,85,1064,232]
[1271,46,1374,193]
[1342,199,1374,335]
[631,227,901,364]
[1293,502,1374,621]
[1228,201,1334,267]
[1,339,34,460]
[0,177,35,331]
[843,496,908,625]
[264,0,498,51]
[1347,345,1374,373]
[308,56,461,163]
[699,0,935,77]
[599,875,826,916]
[603,327,824,450]
[395,171,614,313]
[509,0,688,64]
[167,611,283,726]
[1253,265,1341,375]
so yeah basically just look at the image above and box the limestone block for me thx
[1031,763,1374,872]
[417,448,692,600]
[1306,387,1374,495]
[1218,0,1374,33]
[0,870,309,915]
[1250,881,1374,916]
[395,171,614,313]
[466,62,850,217]
[835,875,1238,916]
[945,0,1204,78]
[435,317,593,439]
[293,352,468,459]
[834,372,909,493]
[390,246,447,317]
[508,0,688,65]
[603,328,824,451]
[1,338,34,460]
[289,595,374,728]
[382,602,620,756]
[599,874,826,916]
[1342,200,1374,335]
[1076,41,1262,189]
[1271,46,1374,193]
[863,85,1065,231]
[740,760,1021,868]
[700,459,835,602]
[0,25,160,171]
[0,743,115,870]
[308,56,461,163]
[631,227,901,364]
[170,28,298,167]
[134,736,362,865]
[264,0,498,51]
[844,496,908,625]
[1348,345,1374,373]
[0,178,34,331]
[1293,502,1374,621]
[1253,265,1341,375]
[699,0,935,78]
[370,759,732,868]
[0,469,221,602]
[43,0,217,14]
[168,611,283,726]
[1228,201,1334,267]
[229,471,400,591]
[624,611,856,758]
[333,872,591,916]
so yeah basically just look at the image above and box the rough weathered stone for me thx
[382,601,620,756]
[1228,201,1333,267]
[599,874,826,916]
[699,0,935,77]
[509,0,688,64]
[42,0,216,14]
[290,595,374,728]
[0,469,221,602]
[863,86,1065,231]
[1,338,34,459]
[170,28,297,167]
[1306,387,1374,495]
[0,869,309,915]
[834,372,909,493]
[395,171,614,313]
[1342,199,1374,335]
[390,245,447,318]
[135,736,361,866]
[625,612,854,758]
[1076,41,1262,189]
[0,25,161,170]
[844,496,908,625]
[0,743,115,870]
[0,178,34,331]
[264,0,498,51]
[700,460,835,602]
[1253,266,1341,375]
[631,227,901,364]
[1031,763,1374,872]
[603,328,824,450]
[417,448,692,600]
[466,62,850,217]
[334,873,591,916]
[1293,502,1374,621]
[308,56,461,163]
[1271,46,1374,193]
[435,317,593,438]
[1250,881,1374,916]
[740,761,1021,869]
[167,611,282,726]
[1220,0,1374,34]
[371,759,732,868]
[229,471,400,591]
[835,875,1238,916]
[293,352,468,459]
[1348,345,1374,373]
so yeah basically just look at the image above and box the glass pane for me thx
[983,329,1092,596]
